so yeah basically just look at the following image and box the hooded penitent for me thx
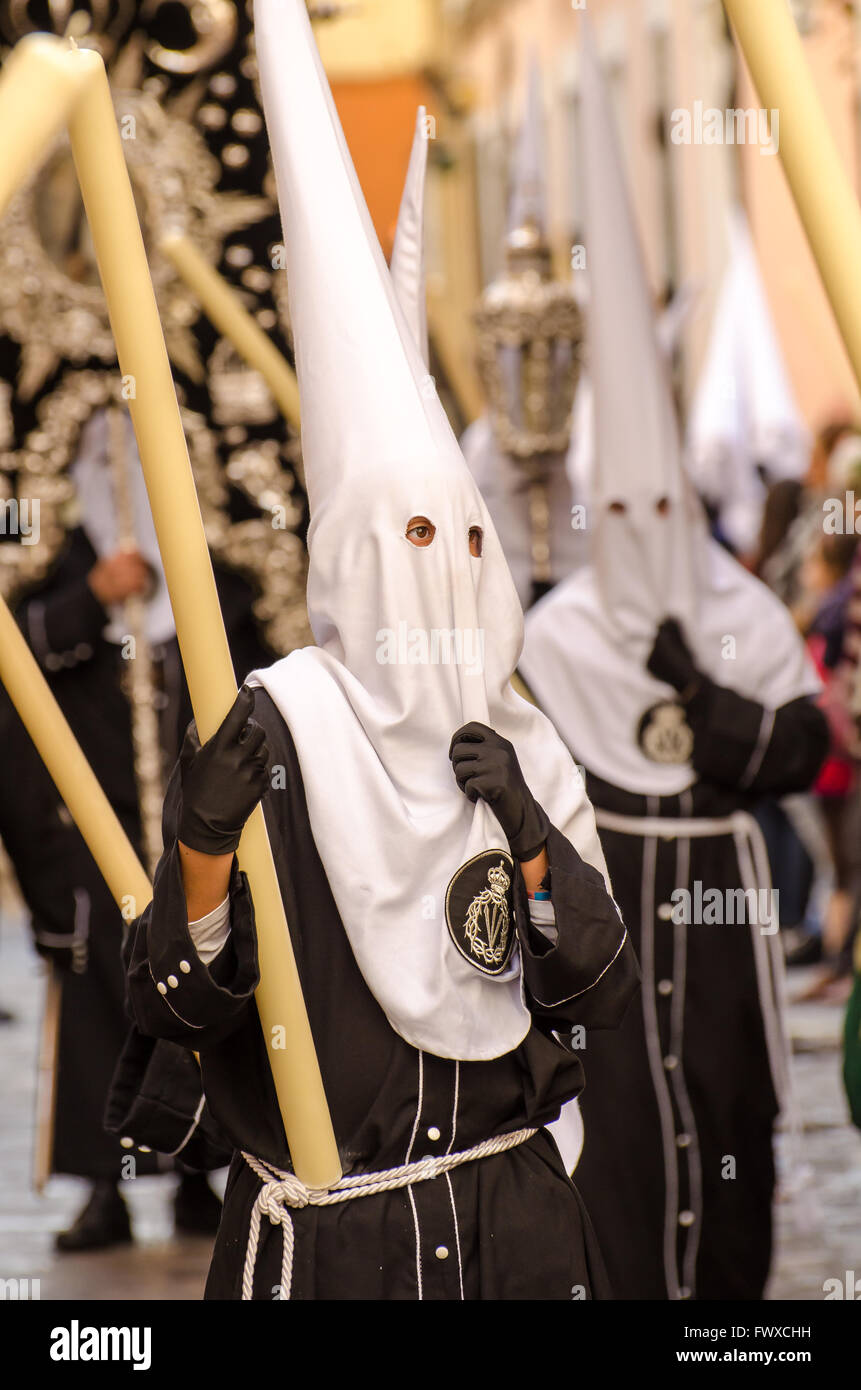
[249,0,610,1061]
[520,18,818,798]
[686,208,810,556]
[389,106,429,369]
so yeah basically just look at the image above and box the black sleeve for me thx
[513,823,639,1040]
[104,1027,233,1170]
[0,693,91,959]
[15,531,108,673]
[124,761,260,1049]
[684,683,828,796]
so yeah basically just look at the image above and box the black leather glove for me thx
[449,721,549,861]
[646,618,702,698]
[178,687,270,855]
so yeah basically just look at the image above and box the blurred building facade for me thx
[319,0,861,434]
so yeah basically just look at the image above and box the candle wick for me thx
[65,10,93,45]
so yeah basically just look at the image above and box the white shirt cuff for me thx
[187,894,231,966]
[528,896,558,943]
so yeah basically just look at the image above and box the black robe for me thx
[572,682,828,1301]
[1,527,271,1180]
[123,688,639,1300]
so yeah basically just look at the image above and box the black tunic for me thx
[572,684,828,1301]
[124,688,639,1300]
[1,527,271,1179]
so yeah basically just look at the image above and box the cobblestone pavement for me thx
[0,908,858,1301]
[0,908,216,1300]
[767,971,861,1300]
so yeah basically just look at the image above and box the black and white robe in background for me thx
[564,684,827,1301]
[124,688,639,1300]
[1,527,270,1182]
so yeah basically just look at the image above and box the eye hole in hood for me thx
[406,516,436,547]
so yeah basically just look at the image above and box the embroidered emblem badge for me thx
[445,850,516,977]
[637,701,695,765]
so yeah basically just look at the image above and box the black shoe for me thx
[55,1180,132,1253]
[174,1173,222,1236]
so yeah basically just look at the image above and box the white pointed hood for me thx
[390,106,429,367]
[564,284,702,537]
[520,20,818,797]
[577,18,705,649]
[462,415,589,609]
[249,0,610,1061]
[687,209,810,555]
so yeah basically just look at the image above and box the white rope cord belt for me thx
[241,1126,537,1300]
[594,808,751,839]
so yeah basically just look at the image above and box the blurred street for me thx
[0,905,858,1302]
[0,906,216,1300]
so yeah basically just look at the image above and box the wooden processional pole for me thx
[722,0,861,394]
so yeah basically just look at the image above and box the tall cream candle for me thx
[723,0,861,393]
[0,34,339,1189]
[0,34,91,216]
[66,44,340,1190]
[160,233,301,430]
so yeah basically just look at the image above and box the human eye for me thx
[406,516,436,547]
